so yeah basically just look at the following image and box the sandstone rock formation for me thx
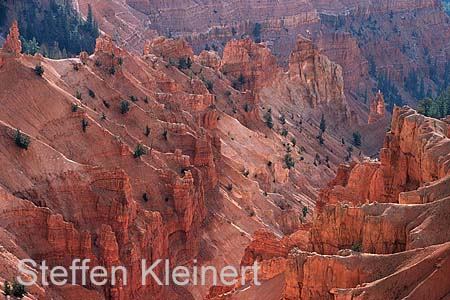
[215,106,450,300]
[368,91,386,124]
[0,22,357,299]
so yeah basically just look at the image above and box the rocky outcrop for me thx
[368,91,386,124]
[221,38,280,91]
[0,21,22,68]
[143,36,194,60]
[1,20,21,57]
[221,106,450,300]
[288,36,347,116]
[320,106,450,205]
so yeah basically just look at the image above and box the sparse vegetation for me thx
[351,241,363,252]
[81,118,88,133]
[88,88,96,98]
[13,281,27,299]
[3,280,11,297]
[352,132,362,147]
[264,109,274,129]
[284,153,295,169]
[14,129,30,150]
[109,66,116,75]
[319,114,326,133]
[291,138,297,147]
[34,64,44,76]
[302,206,308,218]
[103,100,110,108]
[203,79,214,93]
[144,125,151,137]
[71,103,78,112]
[133,143,146,158]
[178,57,192,69]
[120,100,130,114]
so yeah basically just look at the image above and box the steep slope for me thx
[0,21,358,299]
[72,0,450,117]
[211,106,450,300]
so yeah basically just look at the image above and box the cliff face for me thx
[71,0,450,116]
[213,106,450,300]
[0,22,359,299]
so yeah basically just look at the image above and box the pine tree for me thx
[3,281,11,297]
[319,114,326,133]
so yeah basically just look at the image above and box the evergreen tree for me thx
[11,281,27,299]
[319,114,326,133]
[3,281,11,297]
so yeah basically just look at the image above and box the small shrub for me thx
[226,183,233,191]
[130,95,138,102]
[162,128,168,141]
[94,60,102,67]
[11,281,27,299]
[81,118,88,133]
[101,112,107,120]
[264,110,273,129]
[109,66,116,75]
[3,280,11,296]
[204,79,214,92]
[284,153,295,169]
[314,153,321,165]
[317,134,324,145]
[14,129,30,150]
[118,57,124,65]
[279,114,286,125]
[242,169,250,177]
[351,241,363,252]
[73,64,79,71]
[267,161,272,167]
[178,57,192,69]
[225,90,232,97]
[133,143,147,158]
[34,64,44,76]
[103,100,111,108]
[88,88,96,98]
[244,103,250,112]
[120,100,130,114]
[144,125,151,137]
[71,103,79,112]
[352,131,362,147]
[319,114,326,133]
[143,193,149,202]
[281,128,288,137]
[291,138,297,147]
[302,206,308,218]
[76,91,82,100]
[143,96,149,103]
